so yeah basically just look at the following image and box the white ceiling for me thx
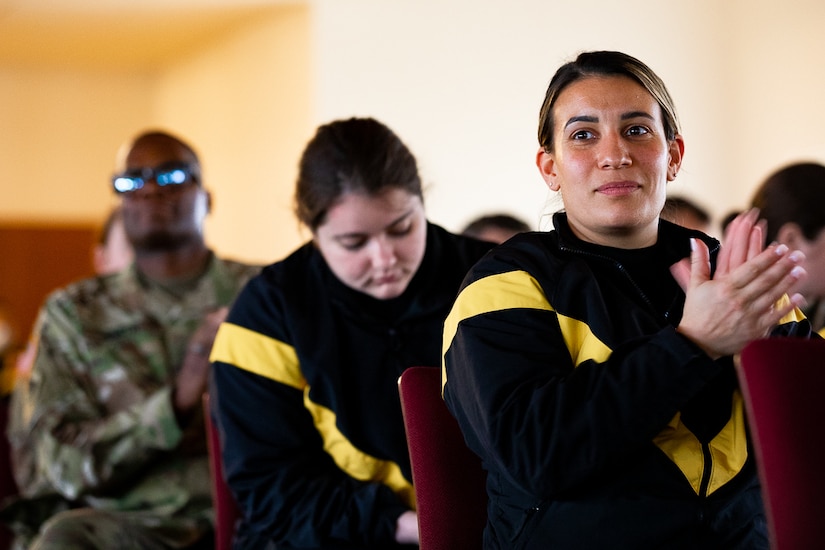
[0,0,299,70]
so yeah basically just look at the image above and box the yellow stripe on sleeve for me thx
[211,323,412,505]
[442,270,553,361]
[210,322,305,390]
[304,389,415,509]
[442,270,611,390]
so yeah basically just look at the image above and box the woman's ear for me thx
[536,147,560,192]
[776,222,805,248]
[667,135,685,181]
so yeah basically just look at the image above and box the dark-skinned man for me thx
[4,130,259,549]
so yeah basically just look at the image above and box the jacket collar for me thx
[551,211,720,267]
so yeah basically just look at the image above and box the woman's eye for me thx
[571,129,594,140]
[389,222,413,237]
[626,125,650,137]
[340,238,367,251]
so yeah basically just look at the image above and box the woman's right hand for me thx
[395,510,419,545]
[676,227,806,359]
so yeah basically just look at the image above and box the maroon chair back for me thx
[739,337,825,550]
[202,394,241,550]
[398,366,487,550]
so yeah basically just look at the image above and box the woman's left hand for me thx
[670,208,764,291]
[676,237,806,359]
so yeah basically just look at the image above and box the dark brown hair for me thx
[462,213,530,238]
[751,162,825,244]
[538,51,680,153]
[294,118,422,230]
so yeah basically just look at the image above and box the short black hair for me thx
[461,214,530,238]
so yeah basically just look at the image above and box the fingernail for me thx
[791,266,805,278]
[774,244,789,255]
[789,251,805,263]
[689,238,696,252]
[792,293,808,308]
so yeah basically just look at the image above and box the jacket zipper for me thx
[698,441,712,497]
[559,245,658,314]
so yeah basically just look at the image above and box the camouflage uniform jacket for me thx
[4,253,259,538]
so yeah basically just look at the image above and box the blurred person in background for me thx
[750,161,825,334]
[0,303,17,393]
[9,206,137,398]
[661,195,712,234]
[461,212,531,244]
[3,129,259,549]
[92,206,134,276]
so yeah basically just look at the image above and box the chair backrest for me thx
[202,393,241,550]
[398,366,487,550]
[738,337,825,550]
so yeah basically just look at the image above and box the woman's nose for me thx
[370,237,397,268]
[599,133,631,169]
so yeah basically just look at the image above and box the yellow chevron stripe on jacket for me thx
[652,392,748,495]
[211,323,304,389]
[443,270,611,389]
[441,269,749,496]
[211,322,415,508]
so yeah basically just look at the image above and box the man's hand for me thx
[173,306,228,420]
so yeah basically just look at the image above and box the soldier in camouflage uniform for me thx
[2,130,260,549]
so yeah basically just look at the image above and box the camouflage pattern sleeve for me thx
[9,290,185,501]
[2,256,256,543]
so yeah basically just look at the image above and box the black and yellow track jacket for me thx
[442,213,812,550]
[210,223,492,549]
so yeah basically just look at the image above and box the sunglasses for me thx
[112,162,200,194]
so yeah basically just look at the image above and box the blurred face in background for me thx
[92,213,134,275]
[117,136,209,254]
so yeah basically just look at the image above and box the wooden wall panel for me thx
[0,224,96,347]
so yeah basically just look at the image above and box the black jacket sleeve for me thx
[211,363,407,548]
[209,275,409,548]
[443,294,717,497]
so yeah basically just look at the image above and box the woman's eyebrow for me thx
[564,115,597,129]
[621,111,655,121]
[564,111,655,130]
[386,209,414,228]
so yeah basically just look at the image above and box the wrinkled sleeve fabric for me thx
[10,293,183,501]
[210,277,407,548]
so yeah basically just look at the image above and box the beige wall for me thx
[313,0,825,237]
[3,0,825,258]
[153,4,313,263]
[726,0,825,214]
[0,67,153,222]
[0,4,311,265]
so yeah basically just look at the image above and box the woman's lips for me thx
[373,272,402,285]
[597,182,639,196]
